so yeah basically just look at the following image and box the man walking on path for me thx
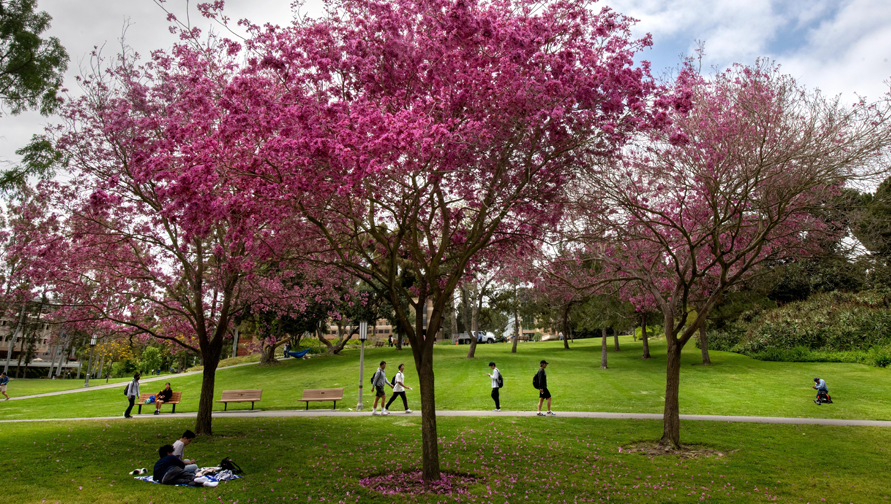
[487,362,501,411]
[385,363,413,413]
[0,371,9,400]
[371,361,393,415]
[124,373,140,418]
[535,360,555,416]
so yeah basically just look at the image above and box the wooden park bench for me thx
[216,389,263,411]
[137,392,183,414]
[300,388,344,410]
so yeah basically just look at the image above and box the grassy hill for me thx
[2,337,890,421]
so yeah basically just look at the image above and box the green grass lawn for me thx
[3,376,132,396]
[6,416,891,503]
[3,337,891,421]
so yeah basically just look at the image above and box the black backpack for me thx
[123,382,130,396]
[370,369,378,386]
[220,457,243,474]
[532,370,540,389]
[495,369,504,389]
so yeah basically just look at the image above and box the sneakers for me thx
[493,408,501,412]
[547,411,557,416]
[537,412,545,416]
[371,409,380,416]
[153,410,160,415]
[382,408,390,416]
[814,399,821,405]
[124,413,133,419]
[404,409,412,413]
[203,481,219,487]
[194,476,209,484]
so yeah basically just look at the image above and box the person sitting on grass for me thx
[813,377,832,404]
[153,444,217,487]
[173,430,198,474]
[154,382,173,416]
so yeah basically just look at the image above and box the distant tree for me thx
[0,0,67,116]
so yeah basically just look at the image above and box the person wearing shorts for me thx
[371,361,393,415]
[536,360,555,416]
[0,371,9,400]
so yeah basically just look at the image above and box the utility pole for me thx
[357,320,368,410]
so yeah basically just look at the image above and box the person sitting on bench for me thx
[154,382,173,415]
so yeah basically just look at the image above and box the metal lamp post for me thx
[83,335,97,388]
[357,320,368,410]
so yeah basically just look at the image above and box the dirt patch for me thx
[620,442,737,459]
[360,471,480,496]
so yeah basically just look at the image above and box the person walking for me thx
[124,372,140,418]
[370,361,394,415]
[0,371,9,400]
[487,362,501,411]
[535,360,555,416]
[385,363,413,413]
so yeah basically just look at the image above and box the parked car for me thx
[475,331,496,344]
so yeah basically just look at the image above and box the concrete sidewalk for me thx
[7,362,259,401]
[3,409,890,427]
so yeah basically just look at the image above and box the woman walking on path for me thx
[0,371,9,400]
[124,373,140,418]
[487,362,501,411]
[385,364,413,413]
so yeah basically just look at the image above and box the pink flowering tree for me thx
[25,38,318,435]
[574,61,891,448]
[218,0,669,479]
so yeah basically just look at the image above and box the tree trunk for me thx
[641,315,651,359]
[259,342,278,365]
[195,339,224,436]
[449,296,458,341]
[231,326,240,358]
[660,330,683,449]
[613,332,621,351]
[600,327,608,369]
[416,353,440,480]
[3,304,25,374]
[467,284,480,358]
[699,321,711,365]
[97,355,106,381]
[511,284,520,353]
[561,304,571,350]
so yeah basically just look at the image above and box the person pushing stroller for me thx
[813,377,832,405]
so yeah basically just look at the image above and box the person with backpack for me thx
[124,373,140,418]
[385,363,413,413]
[534,360,555,416]
[487,362,502,411]
[370,361,394,415]
[813,377,832,405]
[0,371,9,400]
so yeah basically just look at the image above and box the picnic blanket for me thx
[135,470,242,486]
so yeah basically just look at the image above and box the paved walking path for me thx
[3,409,890,427]
[7,362,259,401]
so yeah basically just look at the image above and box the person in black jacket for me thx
[536,360,555,416]
[154,444,217,487]
[154,382,174,415]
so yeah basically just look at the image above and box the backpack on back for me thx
[496,372,504,389]
[370,369,378,387]
[532,370,540,389]
[123,382,130,397]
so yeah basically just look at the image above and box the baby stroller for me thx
[814,390,833,405]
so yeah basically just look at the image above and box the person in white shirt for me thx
[124,373,140,418]
[487,362,501,411]
[172,430,198,475]
[385,363,413,413]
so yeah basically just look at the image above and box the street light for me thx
[83,335,97,388]
[357,320,368,411]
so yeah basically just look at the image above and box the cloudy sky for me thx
[2,0,890,162]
